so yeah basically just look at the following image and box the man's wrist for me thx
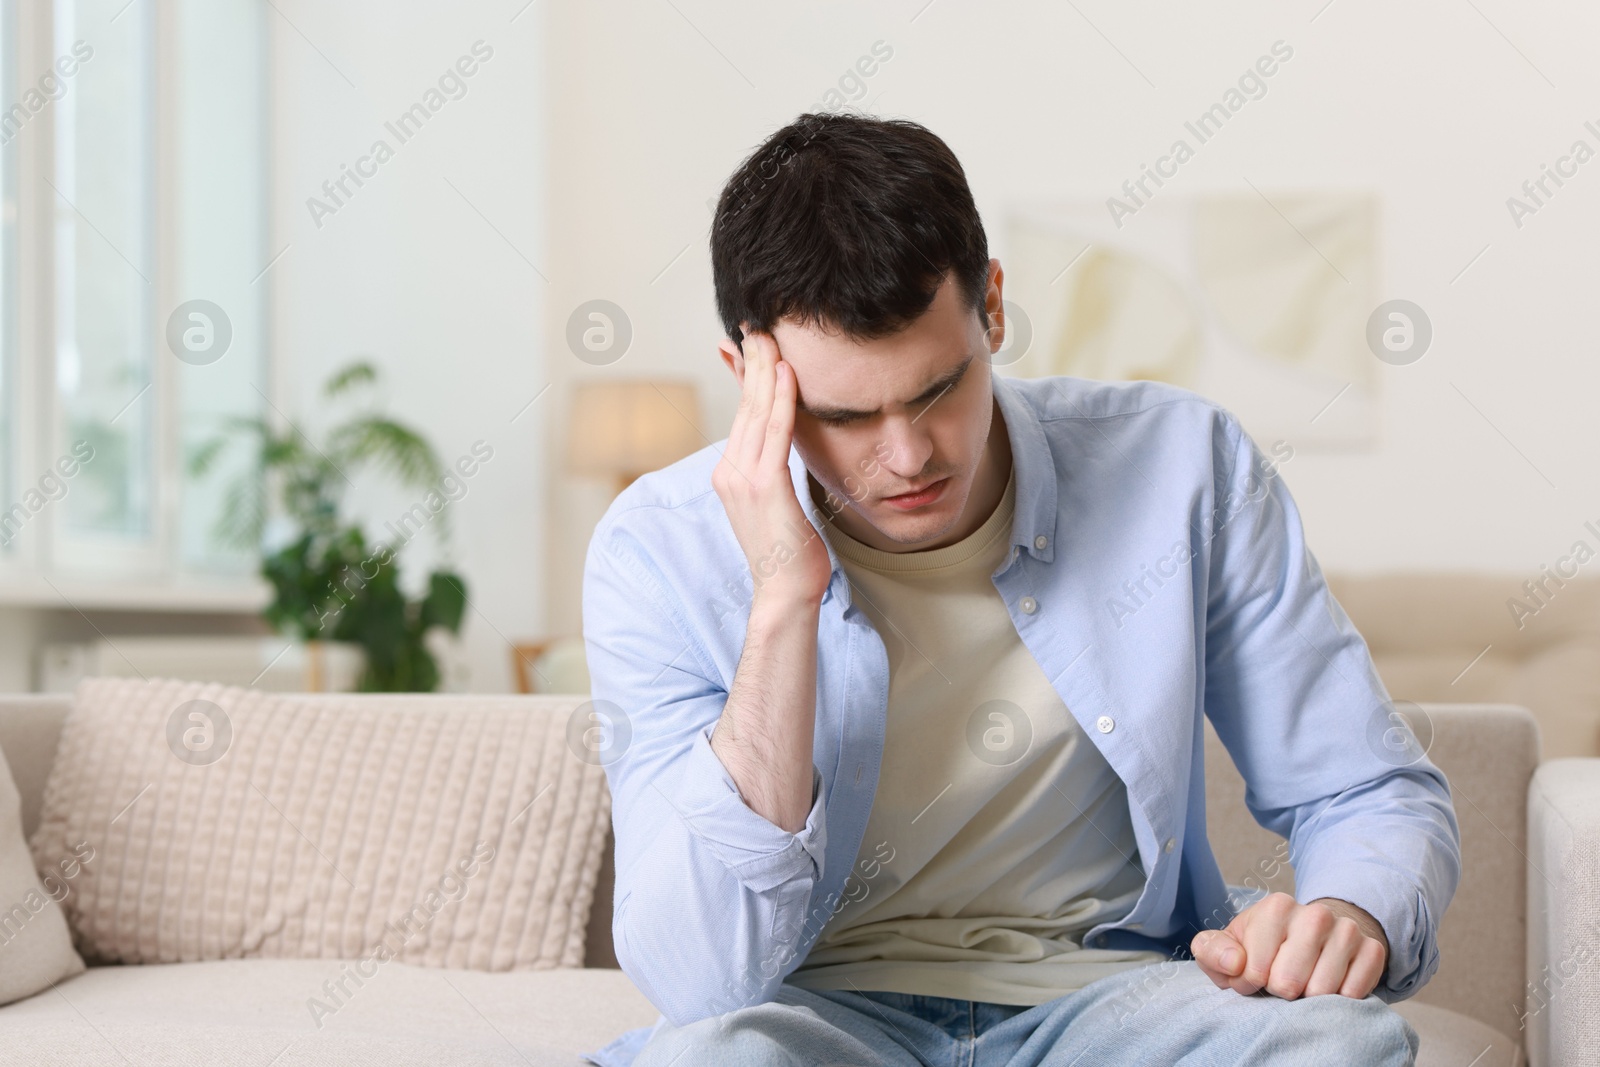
[750,587,824,624]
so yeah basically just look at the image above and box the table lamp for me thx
[566,379,704,494]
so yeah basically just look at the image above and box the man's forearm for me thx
[711,594,821,833]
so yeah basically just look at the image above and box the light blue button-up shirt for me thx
[579,371,1460,1067]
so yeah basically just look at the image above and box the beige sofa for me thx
[0,693,1594,1066]
[1325,572,1600,760]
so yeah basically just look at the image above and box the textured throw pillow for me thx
[29,677,611,970]
[0,740,87,1003]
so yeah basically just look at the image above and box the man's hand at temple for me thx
[1190,892,1390,1001]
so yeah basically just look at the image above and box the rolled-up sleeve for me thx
[1200,412,1462,1002]
[582,516,828,1025]
[671,721,828,891]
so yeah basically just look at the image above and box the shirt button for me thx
[1034,534,1048,550]
[1164,837,1176,853]
[1019,596,1038,615]
[1096,715,1115,734]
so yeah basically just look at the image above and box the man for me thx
[580,112,1459,1066]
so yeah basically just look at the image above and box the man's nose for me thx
[876,419,934,479]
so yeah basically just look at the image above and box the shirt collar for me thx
[788,369,1059,608]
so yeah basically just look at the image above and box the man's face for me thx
[759,261,1005,551]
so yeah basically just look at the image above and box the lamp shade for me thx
[566,379,704,486]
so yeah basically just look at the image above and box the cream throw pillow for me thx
[29,678,612,970]
[0,740,87,1003]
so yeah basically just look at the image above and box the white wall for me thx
[270,0,547,690]
[275,1,1600,681]
[542,0,1600,637]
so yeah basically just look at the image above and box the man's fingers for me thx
[1231,894,1292,995]
[1337,937,1387,999]
[1196,896,1390,1004]
[732,329,768,470]
[1301,916,1363,997]
[1264,902,1337,1000]
[736,329,778,471]
[728,326,765,470]
[724,323,755,464]
[1190,929,1245,984]
[763,360,797,474]
[747,329,777,452]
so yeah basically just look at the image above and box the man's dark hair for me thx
[711,112,991,353]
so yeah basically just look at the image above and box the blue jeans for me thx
[630,960,1418,1066]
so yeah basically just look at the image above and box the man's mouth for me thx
[881,477,950,511]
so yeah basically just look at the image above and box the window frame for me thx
[0,0,267,593]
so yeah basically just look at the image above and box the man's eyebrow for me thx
[798,354,975,420]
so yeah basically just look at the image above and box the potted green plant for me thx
[190,361,467,692]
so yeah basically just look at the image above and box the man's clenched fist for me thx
[1190,893,1390,1000]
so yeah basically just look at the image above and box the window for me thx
[0,0,266,586]
[0,0,18,528]
[52,0,157,564]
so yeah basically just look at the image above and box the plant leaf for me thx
[214,476,268,551]
[327,417,444,488]
[187,437,229,478]
[421,571,468,634]
[324,360,379,399]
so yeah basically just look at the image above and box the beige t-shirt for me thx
[788,466,1168,1004]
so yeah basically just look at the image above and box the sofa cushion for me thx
[1393,999,1524,1067]
[0,959,658,1065]
[1324,571,1600,759]
[28,678,611,972]
[0,743,85,1005]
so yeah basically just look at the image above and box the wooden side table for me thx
[509,640,554,694]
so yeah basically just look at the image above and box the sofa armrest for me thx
[0,696,71,841]
[1526,759,1600,1067]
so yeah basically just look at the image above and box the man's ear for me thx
[717,335,745,387]
[983,258,1006,360]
